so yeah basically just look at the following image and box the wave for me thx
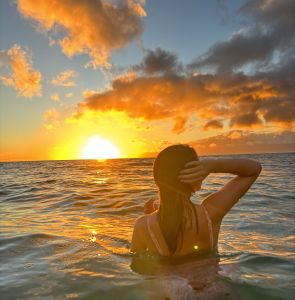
[0,233,60,247]
[0,154,294,300]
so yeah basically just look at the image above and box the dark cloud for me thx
[259,97,295,126]
[203,120,224,131]
[254,58,295,127]
[190,31,275,73]
[240,0,295,36]
[189,0,295,73]
[137,48,182,75]
[229,113,263,128]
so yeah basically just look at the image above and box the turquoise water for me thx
[0,153,294,299]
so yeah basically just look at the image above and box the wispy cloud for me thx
[51,70,77,87]
[0,44,42,98]
[16,0,146,68]
[50,93,59,101]
[65,92,73,98]
[191,130,295,155]
[43,108,60,130]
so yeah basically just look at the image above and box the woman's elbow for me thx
[254,161,262,176]
[245,160,262,177]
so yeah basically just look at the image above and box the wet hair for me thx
[153,144,199,255]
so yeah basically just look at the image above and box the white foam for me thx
[158,275,195,300]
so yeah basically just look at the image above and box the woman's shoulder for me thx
[134,210,160,230]
[134,214,149,230]
[192,203,202,212]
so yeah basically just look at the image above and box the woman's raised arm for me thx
[179,158,262,221]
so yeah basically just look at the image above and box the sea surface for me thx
[0,153,294,300]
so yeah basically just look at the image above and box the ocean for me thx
[0,153,294,300]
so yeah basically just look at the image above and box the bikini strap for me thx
[201,205,215,251]
[146,214,164,255]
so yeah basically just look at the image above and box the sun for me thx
[81,136,120,159]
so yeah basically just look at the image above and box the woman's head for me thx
[153,144,199,194]
[152,144,200,255]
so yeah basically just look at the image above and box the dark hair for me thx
[153,144,199,255]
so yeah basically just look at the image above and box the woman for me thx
[130,145,261,298]
[131,144,262,257]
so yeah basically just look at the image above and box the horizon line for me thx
[1,150,294,164]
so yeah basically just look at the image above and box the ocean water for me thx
[0,153,294,300]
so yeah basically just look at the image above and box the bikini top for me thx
[146,204,216,256]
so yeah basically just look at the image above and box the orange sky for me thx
[0,0,294,161]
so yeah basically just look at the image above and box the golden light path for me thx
[81,135,120,159]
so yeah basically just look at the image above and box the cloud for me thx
[190,0,295,73]
[240,0,295,36]
[190,31,276,73]
[50,93,59,101]
[229,112,263,129]
[51,70,77,87]
[0,44,42,98]
[113,69,137,83]
[76,57,295,133]
[77,74,216,133]
[82,89,97,98]
[43,108,60,130]
[173,116,188,134]
[73,0,294,134]
[228,131,242,140]
[253,59,295,128]
[191,130,295,155]
[139,129,295,157]
[137,48,182,75]
[65,92,73,98]
[203,119,224,131]
[16,0,146,68]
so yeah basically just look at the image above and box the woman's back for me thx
[131,145,262,257]
[143,203,221,257]
[130,146,261,299]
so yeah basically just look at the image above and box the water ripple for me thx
[0,153,294,299]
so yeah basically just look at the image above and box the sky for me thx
[0,0,294,161]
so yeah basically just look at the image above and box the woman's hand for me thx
[178,160,212,184]
[144,198,159,214]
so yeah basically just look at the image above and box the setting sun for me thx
[81,136,120,159]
